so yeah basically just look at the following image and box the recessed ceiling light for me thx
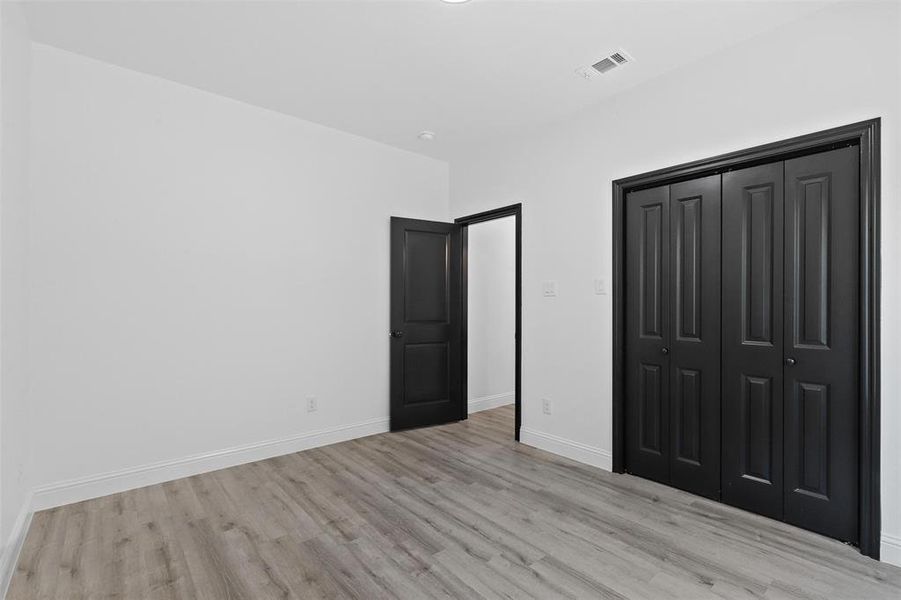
[418,131,436,141]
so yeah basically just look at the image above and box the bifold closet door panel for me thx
[625,185,671,484]
[783,147,859,543]
[721,162,785,520]
[669,175,721,499]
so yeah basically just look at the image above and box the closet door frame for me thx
[611,118,881,559]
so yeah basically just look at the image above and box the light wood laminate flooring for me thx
[9,405,901,599]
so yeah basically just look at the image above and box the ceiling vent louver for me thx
[577,49,634,80]
[591,57,617,74]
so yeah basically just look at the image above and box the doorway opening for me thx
[456,204,522,440]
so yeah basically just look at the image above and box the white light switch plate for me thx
[542,280,558,297]
[594,278,607,295]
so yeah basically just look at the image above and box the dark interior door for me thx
[669,175,721,499]
[625,184,671,484]
[390,217,463,431]
[721,162,785,520]
[782,146,859,543]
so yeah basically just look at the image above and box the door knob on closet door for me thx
[661,347,669,355]
[389,330,404,338]
[785,357,796,366]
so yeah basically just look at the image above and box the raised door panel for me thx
[639,364,664,454]
[741,185,777,345]
[668,175,721,499]
[403,343,449,405]
[404,230,449,323]
[675,197,702,341]
[722,162,784,520]
[673,368,701,464]
[640,203,666,340]
[794,382,829,497]
[783,147,859,543]
[741,374,775,483]
[792,176,830,348]
[625,185,670,484]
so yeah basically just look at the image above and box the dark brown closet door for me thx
[669,175,721,499]
[625,184,671,484]
[783,147,859,543]
[721,162,785,520]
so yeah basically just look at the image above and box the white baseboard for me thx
[0,491,34,599]
[31,417,389,511]
[468,392,514,414]
[881,532,901,567]
[519,427,612,471]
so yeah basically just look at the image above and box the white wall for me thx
[26,44,449,501]
[0,0,34,567]
[448,1,901,563]
[467,216,515,413]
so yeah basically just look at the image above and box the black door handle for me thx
[785,357,796,366]
[661,347,669,355]
[390,330,404,338]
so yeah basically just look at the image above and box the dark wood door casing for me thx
[455,203,523,440]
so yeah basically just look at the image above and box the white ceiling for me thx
[23,0,832,160]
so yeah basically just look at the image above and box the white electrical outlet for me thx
[542,280,558,297]
[306,396,318,413]
[542,398,552,415]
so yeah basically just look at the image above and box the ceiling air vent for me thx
[591,57,617,74]
[577,49,634,80]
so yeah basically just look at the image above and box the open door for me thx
[390,217,463,431]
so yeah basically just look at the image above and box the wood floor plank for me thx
[8,405,901,599]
